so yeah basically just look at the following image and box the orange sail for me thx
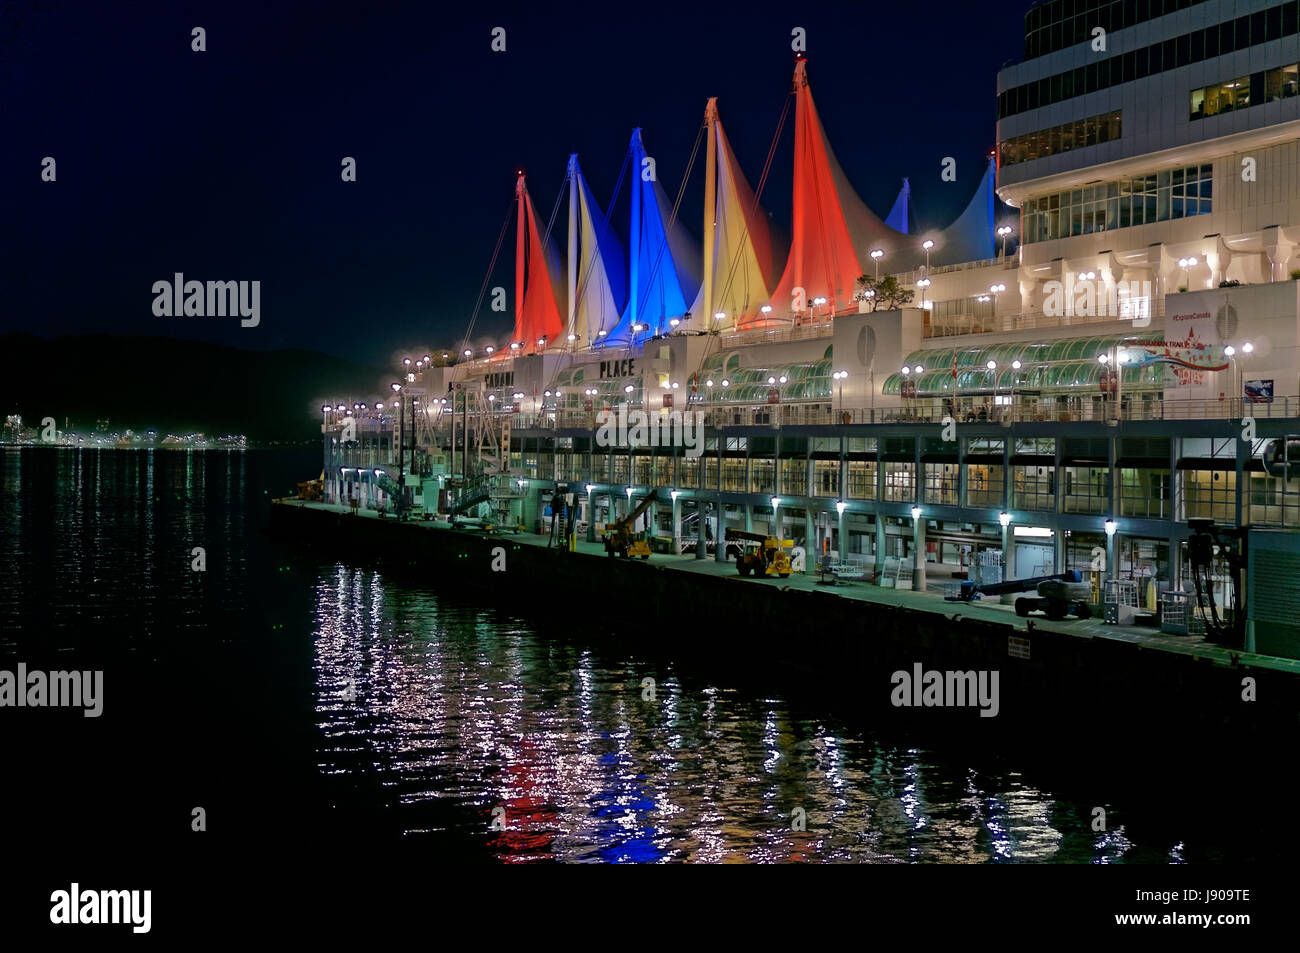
[765,58,865,324]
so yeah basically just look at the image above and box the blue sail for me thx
[606,128,701,344]
[885,178,910,234]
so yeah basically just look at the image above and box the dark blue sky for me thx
[2,0,1027,365]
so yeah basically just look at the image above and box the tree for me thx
[854,274,914,312]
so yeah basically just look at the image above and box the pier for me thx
[270,498,1300,732]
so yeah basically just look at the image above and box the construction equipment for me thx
[1015,577,1094,620]
[1187,518,1247,647]
[548,491,578,552]
[603,493,655,559]
[945,570,1092,621]
[725,528,793,578]
[296,471,324,502]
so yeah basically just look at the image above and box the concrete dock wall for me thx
[269,502,1300,737]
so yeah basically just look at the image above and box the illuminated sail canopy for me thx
[687,98,783,333]
[567,154,626,345]
[613,127,701,341]
[513,173,566,353]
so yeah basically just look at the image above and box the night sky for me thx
[3,0,1025,365]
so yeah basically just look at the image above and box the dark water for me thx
[0,448,1286,864]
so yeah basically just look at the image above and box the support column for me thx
[714,497,727,562]
[745,505,753,533]
[912,513,927,591]
[804,508,815,573]
[671,495,681,552]
[1001,518,1013,580]
[695,497,706,559]
[874,516,886,583]
[1054,529,1066,574]
[837,504,847,559]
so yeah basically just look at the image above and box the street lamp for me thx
[997,225,1013,258]
[922,239,934,273]
[916,277,931,308]
[999,511,1011,528]
[911,504,922,521]
[870,248,884,280]
[1225,340,1254,410]
[833,369,848,417]
[1178,256,1198,289]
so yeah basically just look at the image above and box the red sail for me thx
[763,59,863,326]
[514,174,565,353]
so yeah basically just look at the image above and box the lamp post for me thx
[1104,517,1117,593]
[997,225,1013,258]
[989,283,1007,328]
[833,370,848,420]
[833,499,847,564]
[999,510,1012,579]
[1224,341,1253,414]
[922,239,934,273]
[986,359,998,416]
[870,248,884,281]
[910,504,926,592]
[916,277,931,309]
[390,381,404,515]
[1177,256,1198,290]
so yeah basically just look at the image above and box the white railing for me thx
[499,395,1300,430]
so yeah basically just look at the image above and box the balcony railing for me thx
[503,395,1300,430]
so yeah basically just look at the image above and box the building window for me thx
[780,459,808,496]
[846,460,876,500]
[924,463,960,506]
[1191,62,1300,120]
[884,462,915,503]
[965,464,1005,508]
[1181,469,1234,522]
[999,110,1121,168]
[813,459,840,497]
[1000,2,1299,120]
[1013,465,1056,511]
[748,459,775,494]
[1062,466,1110,514]
[1119,468,1171,519]
[1022,165,1212,244]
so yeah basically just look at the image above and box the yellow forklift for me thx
[603,493,655,559]
[725,528,793,578]
[296,471,324,502]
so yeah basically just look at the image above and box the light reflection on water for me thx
[311,565,1176,865]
